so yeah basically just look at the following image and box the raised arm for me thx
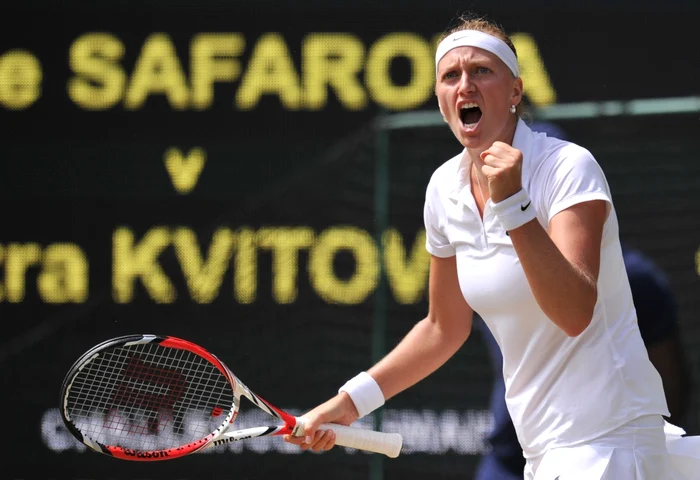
[509,200,607,336]
[481,141,608,337]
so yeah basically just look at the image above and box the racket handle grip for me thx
[319,423,403,458]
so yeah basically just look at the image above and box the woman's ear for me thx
[511,77,524,108]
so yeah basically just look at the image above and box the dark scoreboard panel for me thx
[2,2,699,480]
[2,4,699,197]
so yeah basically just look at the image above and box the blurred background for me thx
[1,1,698,479]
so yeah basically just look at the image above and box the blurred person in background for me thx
[285,14,699,479]
[473,123,692,477]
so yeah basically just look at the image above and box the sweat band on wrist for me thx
[491,188,537,231]
[338,372,385,418]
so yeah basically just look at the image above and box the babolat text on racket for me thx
[59,334,403,461]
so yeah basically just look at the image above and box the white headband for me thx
[435,30,519,77]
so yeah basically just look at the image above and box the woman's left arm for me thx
[508,200,607,336]
[480,140,608,337]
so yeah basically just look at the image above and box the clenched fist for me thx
[479,141,524,203]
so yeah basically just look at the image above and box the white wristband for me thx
[491,188,537,231]
[338,372,385,418]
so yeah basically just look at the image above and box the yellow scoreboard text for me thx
[0,32,556,111]
[0,226,429,305]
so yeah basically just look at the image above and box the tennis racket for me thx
[60,334,402,461]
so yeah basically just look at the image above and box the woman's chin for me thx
[459,127,487,150]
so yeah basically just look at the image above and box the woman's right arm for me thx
[284,254,473,451]
[368,254,474,399]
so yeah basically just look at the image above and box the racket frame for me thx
[60,334,238,461]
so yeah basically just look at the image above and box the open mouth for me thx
[460,103,482,128]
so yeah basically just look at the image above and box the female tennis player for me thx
[284,14,699,479]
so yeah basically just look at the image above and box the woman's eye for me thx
[444,71,458,80]
[476,66,490,74]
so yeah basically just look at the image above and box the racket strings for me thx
[66,342,235,451]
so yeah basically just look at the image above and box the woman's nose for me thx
[458,73,475,94]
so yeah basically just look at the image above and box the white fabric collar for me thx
[448,118,533,202]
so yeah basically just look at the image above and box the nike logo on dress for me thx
[520,201,531,211]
